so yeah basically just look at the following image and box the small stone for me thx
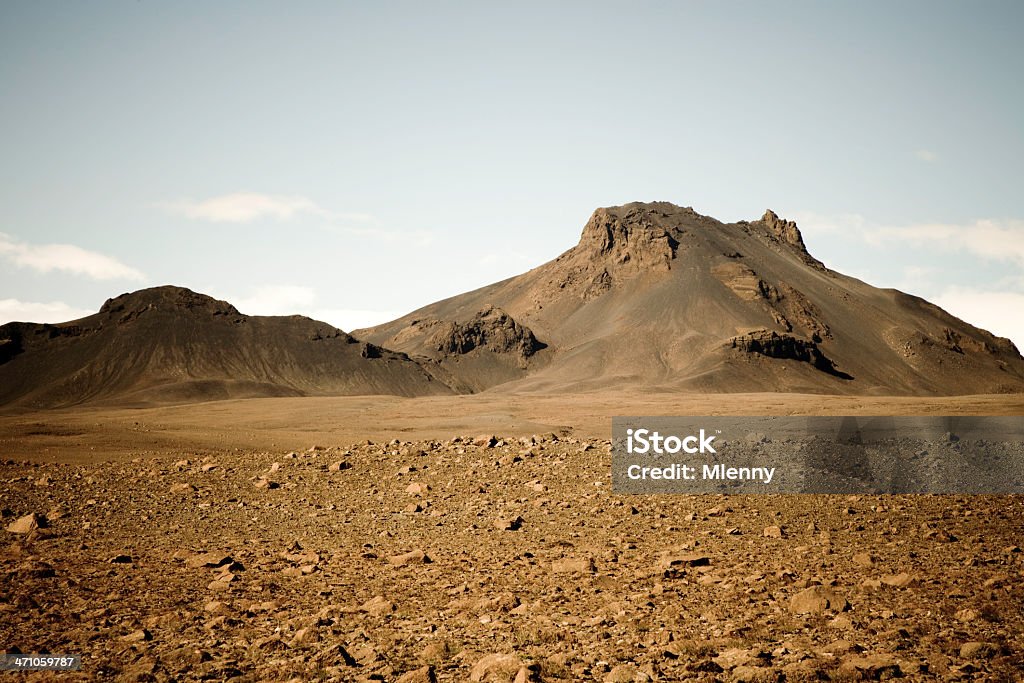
[790,586,849,614]
[289,627,320,647]
[420,640,455,663]
[108,554,133,564]
[762,525,784,539]
[406,482,431,494]
[473,435,498,448]
[605,663,648,682]
[361,595,396,616]
[494,516,523,531]
[254,478,279,489]
[328,461,351,472]
[881,572,916,588]
[396,665,437,683]
[852,552,875,567]
[186,551,233,569]
[6,513,46,535]
[389,549,430,566]
[122,629,152,642]
[657,553,710,570]
[204,600,231,615]
[955,607,981,622]
[960,641,997,659]
[837,655,901,679]
[552,557,596,574]
[469,653,523,682]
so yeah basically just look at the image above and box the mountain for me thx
[0,286,452,408]
[4,202,1022,408]
[358,202,1024,396]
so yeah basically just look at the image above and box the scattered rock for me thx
[389,549,430,566]
[420,640,456,664]
[790,586,849,614]
[836,655,902,679]
[469,653,528,682]
[121,629,153,643]
[605,663,649,682]
[6,513,46,534]
[852,552,875,567]
[397,665,437,683]
[186,552,233,569]
[657,552,710,570]
[552,557,596,574]
[881,572,916,588]
[494,516,523,531]
[960,641,998,659]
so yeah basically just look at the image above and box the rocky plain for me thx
[2,202,1024,681]
[3,429,1023,682]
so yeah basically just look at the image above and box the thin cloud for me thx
[309,308,404,332]
[158,192,329,223]
[0,298,95,324]
[862,219,1024,267]
[915,149,938,163]
[792,213,1024,267]
[157,192,431,244]
[213,284,402,332]
[228,285,317,316]
[0,233,144,280]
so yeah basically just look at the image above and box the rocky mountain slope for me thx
[4,201,1023,408]
[359,202,1024,395]
[0,286,451,408]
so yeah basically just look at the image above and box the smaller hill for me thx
[0,286,452,408]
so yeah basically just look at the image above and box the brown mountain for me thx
[0,286,452,408]
[4,202,1022,408]
[358,202,1024,396]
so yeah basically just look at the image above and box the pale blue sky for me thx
[2,1,1023,347]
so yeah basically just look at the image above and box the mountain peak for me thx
[99,286,239,320]
[758,209,808,251]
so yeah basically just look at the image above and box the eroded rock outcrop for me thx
[730,329,850,379]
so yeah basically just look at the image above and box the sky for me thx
[2,1,1023,349]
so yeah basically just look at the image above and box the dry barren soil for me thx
[2,393,1023,682]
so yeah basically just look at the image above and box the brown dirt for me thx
[1,394,1023,681]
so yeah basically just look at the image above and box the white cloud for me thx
[157,192,435,245]
[915,149,938,163]
[229,285,317,316]
[0,233,144,280]
[862,219,1024,267]
[932,287,1024,352]
[0,299,94,324]
[309,308,404,332]
[215,284,401,332]
[791,213,1024,267]
[158,192,334,223]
